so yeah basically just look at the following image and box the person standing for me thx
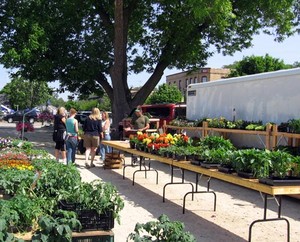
[83,108,103,168]
[66,108,79,165]
[99,111,112,161]
[131,108,150,132]
[53,107,67,163]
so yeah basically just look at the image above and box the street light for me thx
[21,109,34,140]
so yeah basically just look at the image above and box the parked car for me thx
[75,113,89,126]
[3,109,39,123]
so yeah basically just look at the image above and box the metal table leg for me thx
[183,173,216,214]
[248,194,290,242]
[163,165,194,202]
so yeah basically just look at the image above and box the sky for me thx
[0,33,299,100]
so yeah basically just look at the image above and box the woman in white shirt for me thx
[100,111,112,160]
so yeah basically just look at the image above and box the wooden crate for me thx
[104,158,123,169]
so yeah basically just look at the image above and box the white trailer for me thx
[186,68,300,124]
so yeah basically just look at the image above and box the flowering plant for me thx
[129,134,138,143]
[16,122,34,132]
[173,133,190,146]
[38,110,54,122]
[0,152,34,170]
[0,137,13,149]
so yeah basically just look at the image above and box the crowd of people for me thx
[52,107,111,168]
[52,106,150,167]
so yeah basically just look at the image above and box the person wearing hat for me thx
[130,108,150,132]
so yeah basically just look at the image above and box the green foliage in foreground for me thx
[127,214,196,242]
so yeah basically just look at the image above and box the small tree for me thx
[146,84,183,104]
[0,77,52,109]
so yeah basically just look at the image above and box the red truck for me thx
[119,103,186,139]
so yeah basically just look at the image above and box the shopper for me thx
[65,108,79,165]
[83,108,103,168]
[53,107,67,163]
[99,111,112,161]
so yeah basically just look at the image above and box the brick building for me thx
[166,68,231,97]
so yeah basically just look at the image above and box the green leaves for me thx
[32,211,80,242]
[0,77,52,109]
[146,84,183,104]
[228,54,290,77]
[127,214,196,242]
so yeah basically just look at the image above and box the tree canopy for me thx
[146,84,183,104]
[0,0,299,126]
[226,54,292,77]
[0,77,53,109]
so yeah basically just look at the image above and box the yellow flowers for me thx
[0,152,34,170]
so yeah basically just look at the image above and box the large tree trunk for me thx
[108,0,169,138]
[109,0,131,137]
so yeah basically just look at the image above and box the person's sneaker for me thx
[90,163,96,168]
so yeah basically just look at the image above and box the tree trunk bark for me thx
[108,1,169,138]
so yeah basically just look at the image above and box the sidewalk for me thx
[0,122,299,241]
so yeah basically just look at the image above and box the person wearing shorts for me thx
[82,108,103,168]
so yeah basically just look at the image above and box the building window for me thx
[201,76,208,82]
[194,77,198,83]
[189,78,192,84]
[179,80,182,91]
[185,79,188,87]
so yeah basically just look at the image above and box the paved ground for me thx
[0,121,300,241]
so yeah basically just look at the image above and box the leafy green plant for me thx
[232,149,271,178]
[127,214,196,242]
[0,219,24,242]
[0,194,44,232]
[59,180,124,224]
[291,156,300,177]
[288,119,300,133]
[32,210,81,242]
[269,150,295,178]
[32,159,82,201]
[203,148,231,164]
[0,169,35,195]
[198,136,235,150]
[206,117,227,128]
[219,150,235,168]
[226,119,244,129]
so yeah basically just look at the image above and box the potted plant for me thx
[172,146,190,161]
[232,149,270,179]
[198,135,235,150]
[287,118,300,133]
[259,150,300,185]
[129,135,138,149]
[58,180,124,230]
[218,150,236,174]
[199,148,224,168]
[127,214,196,242]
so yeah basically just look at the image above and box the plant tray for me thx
[200,162,220,169]
[58,201,114,231]
[259,177,300,186]
[218,166,235,174]
[190,160,201,166]
[237,171,255,179]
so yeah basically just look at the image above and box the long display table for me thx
[102,140,300,242]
